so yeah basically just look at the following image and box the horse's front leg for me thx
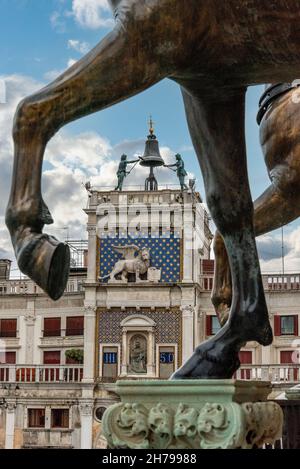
[6,23,167,300]
[171,85,273,379]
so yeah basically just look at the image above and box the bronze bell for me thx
[140,133,165,168]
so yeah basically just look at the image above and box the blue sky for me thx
[1,0,300,273]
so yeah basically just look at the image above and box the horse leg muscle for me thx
[171,85,272,379]
[212,90,300,323]
[6,24,167,300]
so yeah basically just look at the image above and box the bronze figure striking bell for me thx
[140,133,165,168]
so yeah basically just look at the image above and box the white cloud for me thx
[0,74,182,269]
[44,69,64,81]
[67,58,78,68]
[44,59,78,83]
[71,0,113,29]
[68,39,91,55]
[258,227,300,273]
[50,10,67,33]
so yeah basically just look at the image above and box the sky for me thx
[1,0,300,275]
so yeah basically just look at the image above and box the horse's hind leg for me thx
[212,121,300,324]
[171,85,272,379]
[6,25,166,300]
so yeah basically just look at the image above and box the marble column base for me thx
[102,380,283,449]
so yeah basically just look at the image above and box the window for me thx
[0,319,17,338]
[102,347,118,380]
[281,316,296,335]
[206,315,221,336]
[66,316,84,336]
[0,352,16,379]
[28,409,45,428]
[238,351,253,380]
[274,315,299,336]
[1,351,16,364]
[211,316,221,335]
[43,317,61,337]
[159,346,176,379]
[43,351,61,364]
[51,409,69,429]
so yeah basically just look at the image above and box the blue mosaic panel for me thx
[99,235,180,283]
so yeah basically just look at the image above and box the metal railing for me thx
[0,365,83,383]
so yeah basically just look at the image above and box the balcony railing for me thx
[200,272,300,292]
[0,365,83,383]
[0,364,298,385]
[235,364,300,383]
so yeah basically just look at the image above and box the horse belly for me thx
[192,0,300,84]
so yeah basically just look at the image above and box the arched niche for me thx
[120,315,156,377]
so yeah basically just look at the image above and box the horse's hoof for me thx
[17,233,70,300]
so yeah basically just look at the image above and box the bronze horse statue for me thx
[212,83,300,325]
[6,0,300,379]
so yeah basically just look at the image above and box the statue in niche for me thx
[129,335,147,374]
[8,0,300,379]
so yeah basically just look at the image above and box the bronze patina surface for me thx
[212,85,300,327]
[6,0,300,378]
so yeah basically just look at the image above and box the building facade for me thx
[0,183,299,448]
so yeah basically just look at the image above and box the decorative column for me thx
[83,305,97,383]
[5,401,16,449]
[181,306,195,363]
[120,330,127,376]
[24,301,36,364]
[147,331,155,377]
[182,202,194,282]
[87,226,97,282]
[80,400,94,449]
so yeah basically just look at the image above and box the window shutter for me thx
[274,315,281,336]
[294,315,299,336]
[44,318,61,336]
[66,316,84,335]
[43,351,61,364]
[206,315,212,336]
[0,319,17,337]
[5,352,16,364]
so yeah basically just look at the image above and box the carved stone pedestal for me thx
[102,380,283,449]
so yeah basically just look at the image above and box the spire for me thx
[148,115,155,139]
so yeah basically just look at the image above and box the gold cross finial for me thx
[148,115,155,136]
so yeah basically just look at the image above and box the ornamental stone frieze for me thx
[102,380,283,450]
